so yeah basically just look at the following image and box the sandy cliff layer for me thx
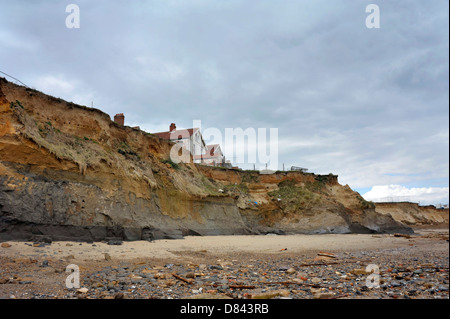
[0,78,412,241]
[375,202,449,228]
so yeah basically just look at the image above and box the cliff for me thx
[0,78,412,241]
[375,202,449,228]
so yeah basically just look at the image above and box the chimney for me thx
[114,113,125,125]
[170,123,176,132]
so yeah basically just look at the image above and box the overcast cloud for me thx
[0,0,448,205]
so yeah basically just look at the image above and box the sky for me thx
[0,0,448,205]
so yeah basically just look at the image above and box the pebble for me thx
[0,239,448,300]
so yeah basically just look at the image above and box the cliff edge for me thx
[0,78,412,241]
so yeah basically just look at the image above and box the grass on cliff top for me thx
[268,179,321,212]
[357,195,376,210]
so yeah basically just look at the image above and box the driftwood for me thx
[263,281,322,288]
[229,285,256,289]
[172,273,194,284]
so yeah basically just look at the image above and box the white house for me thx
[153,123,207,163]
[193,144,225,166]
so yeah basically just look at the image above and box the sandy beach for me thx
[0,229,448,299]
[1,230,447,262]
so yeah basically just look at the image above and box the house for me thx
[193,144,225,166]
[153,123,207,163]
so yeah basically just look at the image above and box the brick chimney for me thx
[114,113,124,125]
[169,123,176,132]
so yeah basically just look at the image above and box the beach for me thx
[0,229,448,299]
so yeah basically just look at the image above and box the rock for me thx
[311,277,322,284]
[413,269,424,274]
[1,242,11,248]
[286,268,296,274]
[41,260,49,267]
[77,287,88,294]
[313,292,335,299]
[209,265,223,270]
[154,273,166,279]
[123,227,141,241]
[32,235,52,244]
[104,253,112,261]
[107,239,123,246]
[352,268,369,276]
[251,289,290,299]
[114,292,125,299]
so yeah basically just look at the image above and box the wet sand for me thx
[2,229,447,262]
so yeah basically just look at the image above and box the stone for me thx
[1,242,11,248]
[286,268,296,274]
[107,239,123,246]
[114,292,125,299]
[32,235,52,244]
[209,265,223,270]
[313,292,335,299]
[104,253,112,261]
[311,277,322,284]
[77,287,88,294]
[251,289,290,299]
[352,268,369,276]
[154,273,166,279]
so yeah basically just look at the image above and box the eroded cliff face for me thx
[0,78,412,241]
[375,202,449,228]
